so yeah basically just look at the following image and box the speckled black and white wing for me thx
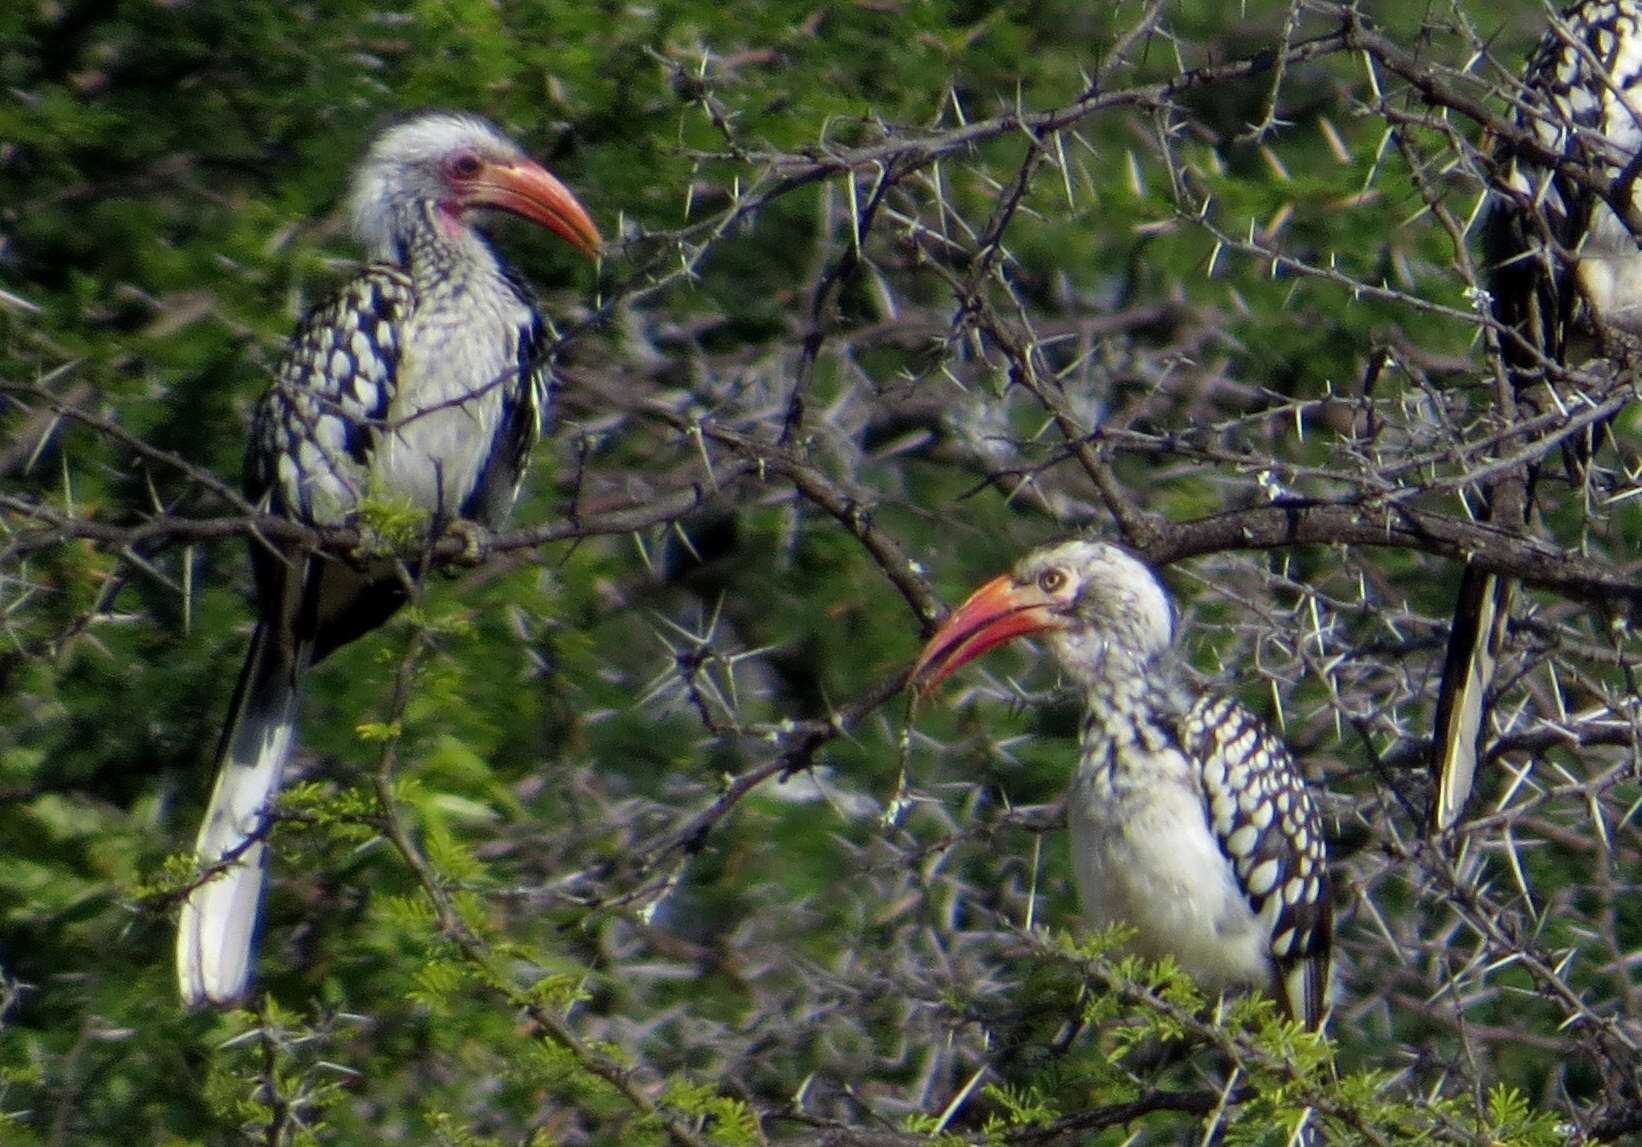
[246,267,411,526]
[1184,693,1333,1029]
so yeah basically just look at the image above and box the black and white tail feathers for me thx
[1431,567,1513,832]
[177,618,308,1007]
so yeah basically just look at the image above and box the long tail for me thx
[1430,565,1513,833]
[1279,950,1332,1035]
[177,619,305,1007]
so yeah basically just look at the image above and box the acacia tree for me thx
[3,0,1640,1143]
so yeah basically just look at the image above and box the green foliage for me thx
[978,1081,1059,1130]
[1484,1083,1565,1146]
[357,491,434,551]
[662,1080,760,1147]
[355,720,406,744]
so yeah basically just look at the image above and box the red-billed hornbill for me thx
[912,540,1332,1030]
[1434,0,1642,830]
[178,111,600,1007]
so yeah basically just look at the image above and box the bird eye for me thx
[1037,568,1068,594]
[446,152,484,179]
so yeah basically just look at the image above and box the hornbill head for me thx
[348,110,602,260]
[910,539,1176,692]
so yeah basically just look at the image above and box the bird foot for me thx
[440,519,489,567]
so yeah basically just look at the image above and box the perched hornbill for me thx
[912,540,1332,1030]
[178,111,601,1007]
[1434,0,1642,831]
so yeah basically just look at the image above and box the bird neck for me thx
[1052,628,1163,694]
[1070,647,1193,792]
[375,200,504,290]
[1056,637,1185,727]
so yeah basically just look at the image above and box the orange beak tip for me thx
[475,161,601,258]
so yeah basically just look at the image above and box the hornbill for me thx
[912,540,1332,1030]
[1434,0,1642,831]
[178,111,600,1007]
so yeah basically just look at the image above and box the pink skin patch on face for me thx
[435,202,467,239]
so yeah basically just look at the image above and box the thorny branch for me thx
[360,598,719,1147]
